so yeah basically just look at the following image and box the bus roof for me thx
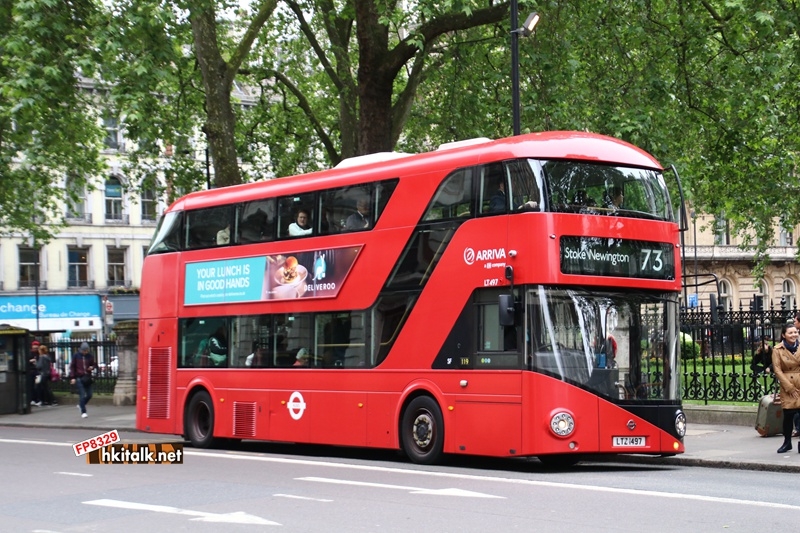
[170,131,663,212]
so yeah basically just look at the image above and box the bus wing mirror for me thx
[499,294,515,327]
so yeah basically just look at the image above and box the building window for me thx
[141,187,157,221]
[65,174,86,220]
[780,230,794,247]
[714,214,730,245]
[104,115,120,150]
[719,279,732,312]
[105,177,124,221]
[783,279,796,312]
[107,248,126,287]
[754,281,768,311]
[19,247,41,289]
[68,247,90,288]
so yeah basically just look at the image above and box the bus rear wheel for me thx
[185,390,217,448]
[401,396,444,465]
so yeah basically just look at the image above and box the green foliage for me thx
[0,0,106,242]
[6,0,800,255]
[680,332,700,361]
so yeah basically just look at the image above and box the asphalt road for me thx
[1,426,799,532]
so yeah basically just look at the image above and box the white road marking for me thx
[83,499,280,525]
[55,471,93,477]
[298,476,503,498]
[0,438,72,447]
[274,494,333,502]
[7,437,800,511]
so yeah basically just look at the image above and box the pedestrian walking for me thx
[69,342,96,418]
[36,344,56,406]
[28,340,41,406]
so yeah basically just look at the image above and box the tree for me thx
[6,0,800,264]
[0,0,105,242]
[410,1,800,267]
[253,0,512,165]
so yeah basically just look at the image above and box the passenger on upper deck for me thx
[345,198,371,231]
[488,180,508,213]
[288,209,313,236]
[216,224,231,245]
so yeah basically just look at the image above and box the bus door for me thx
[454,290,523,456]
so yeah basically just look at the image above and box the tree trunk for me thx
[190,7,243,187]
[355,0,394,155]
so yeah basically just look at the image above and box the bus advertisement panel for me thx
[184,246,362,304]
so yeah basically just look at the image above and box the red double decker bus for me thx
[137,131,686,465]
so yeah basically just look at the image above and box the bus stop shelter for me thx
[0,324,33,415]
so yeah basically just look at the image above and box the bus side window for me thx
[238,199,275,243]
[479,163,507,214]
[278,193,315,238]
[319,189,350,235]
[186,206,233,249]
[321,185,373,233]
[424,168,473,221]
[507,159,541,211]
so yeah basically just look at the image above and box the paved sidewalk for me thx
[2,403,800,472]
[0,402,138,433]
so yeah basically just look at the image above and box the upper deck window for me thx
[186,205,234,249]
[320,185,373,233]
[147,211,182,254]
[541,160,672,221]
[238,199,275,244]
[478,160,542,215]
[424,168,474,220]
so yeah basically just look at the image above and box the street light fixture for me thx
[519,12,541,37]
[511,7,540,136]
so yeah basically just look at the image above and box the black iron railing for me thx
[680,303,793,404]
[49,339,119,395]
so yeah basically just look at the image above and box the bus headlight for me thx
[674,410,687,438]
[550,412,575,437]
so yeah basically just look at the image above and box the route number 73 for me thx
[640,248,664,272]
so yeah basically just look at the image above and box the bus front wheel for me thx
[185,390,217,448]
[401,396,444,465]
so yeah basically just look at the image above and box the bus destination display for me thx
[560,236,674,280]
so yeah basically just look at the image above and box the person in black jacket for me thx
[750,335,773,375]
[69,342,95,418]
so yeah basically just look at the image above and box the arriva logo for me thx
[464,247,506,265]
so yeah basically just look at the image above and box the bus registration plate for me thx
[612,436,646,447]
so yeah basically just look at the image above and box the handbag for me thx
[35,375,41,385]
[80,373,94,386]
[50,366,60,382]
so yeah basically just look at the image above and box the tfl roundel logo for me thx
[464,247,476,265]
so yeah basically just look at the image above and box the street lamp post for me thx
[511,9,540,136]
[33,237,40,332]
[205,146,211,190]
[691,210,698,285]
